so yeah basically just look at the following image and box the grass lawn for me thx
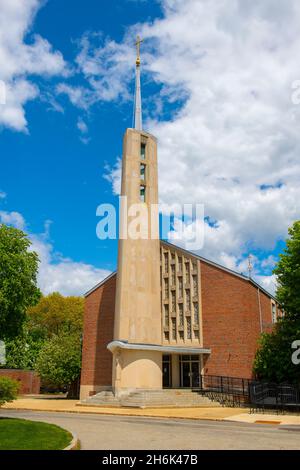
[0,418,73,450]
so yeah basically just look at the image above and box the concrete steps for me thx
[121,389,221,408]
[81,390,120,407]
[81,389,221,408]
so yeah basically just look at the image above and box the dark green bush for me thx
[0,377,19,406]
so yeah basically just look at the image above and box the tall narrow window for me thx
[178,277,183,298]
[164,305,169,327]
[172,318,176,340]
[186,289,191,311]
[185,261,190,281]
[171,291,176,311]
[192,275,198,296]
[164,252,168,272]
[140,163,146,181]
[179,303,184,327]
[186,317,192,339]
[140,185,146,203]
[178,257,183,272]
[171,265,175,285]
[164,278,169,299]
[193,302,199,324]
[141,143,146,160]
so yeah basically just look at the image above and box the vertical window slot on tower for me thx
[141,143,146,160]
[140,163,146,181]
[140,185,146,203]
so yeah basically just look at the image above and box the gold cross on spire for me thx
[135,35,143,66]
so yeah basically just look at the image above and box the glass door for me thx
[180,355,201,388]
[191,361,200,388]
[163,355,172,388]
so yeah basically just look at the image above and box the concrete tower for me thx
[108,37,162,396]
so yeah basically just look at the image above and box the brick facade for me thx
[201,261,273,379]
[0,369,40,395]
[80,274,116,394]
[80,246,276,392]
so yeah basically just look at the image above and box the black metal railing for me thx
[190,374,300,411]
[194,374,251,407]
[248,381,300,413]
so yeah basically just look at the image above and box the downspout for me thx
[257,288,263,333]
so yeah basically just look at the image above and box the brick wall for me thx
[201,261,274,379]
[0,369,40,395]
[80,274,116,392]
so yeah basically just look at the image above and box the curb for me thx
[63,432,80,450]
[279,425,300,433]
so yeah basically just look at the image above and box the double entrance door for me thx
[180,355,201,388]
[162,354,201,388]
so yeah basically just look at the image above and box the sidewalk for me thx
[2,397,300,427]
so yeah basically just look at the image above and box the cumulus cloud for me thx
[0,0,67,131]
[0,210,110,296]
[0,210,26,230]
[96,0,300,292]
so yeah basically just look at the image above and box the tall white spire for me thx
[134,36,143,131]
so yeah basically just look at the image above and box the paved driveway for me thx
[0,410,299,450]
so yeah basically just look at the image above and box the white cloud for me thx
[56,83,93,110]
[0,0,67,131]
[30,233,110,296]
[99,0,300,290]
[0,210,110,296]
[77,116,91,144]
[103,158,122,195]
[77,117,88,134]
[0,210,26,230]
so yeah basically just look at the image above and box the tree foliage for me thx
[253,221,300,383]
[253,318,300,384]
[35,333,82,389]
[4,332,44,370]
[4,293,84,372]
[0,377,19,406]
[0,224,41,340]
[274,220,300,319]
[27,292,84,339]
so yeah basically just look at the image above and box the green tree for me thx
[0,225,41,340]
[253,221,300,383]
[27,293,84,339]
[274,220,300,319]
[4,332,44,370]
[253,318,300,384]
[0,377,19,406]
[35,333,82,389]
[4,293,84,371]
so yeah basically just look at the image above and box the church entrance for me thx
[179,355,201,388]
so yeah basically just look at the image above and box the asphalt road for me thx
[0,410,299,450]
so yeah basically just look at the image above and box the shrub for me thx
[0,377,19,406]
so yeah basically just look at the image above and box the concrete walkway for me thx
[2,396,300,427]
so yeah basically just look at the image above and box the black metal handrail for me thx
[192,374,300,411]
[248,380,300,412]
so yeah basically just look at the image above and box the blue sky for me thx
[1,0,300,295]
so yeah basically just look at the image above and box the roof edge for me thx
[84,271,117,297]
